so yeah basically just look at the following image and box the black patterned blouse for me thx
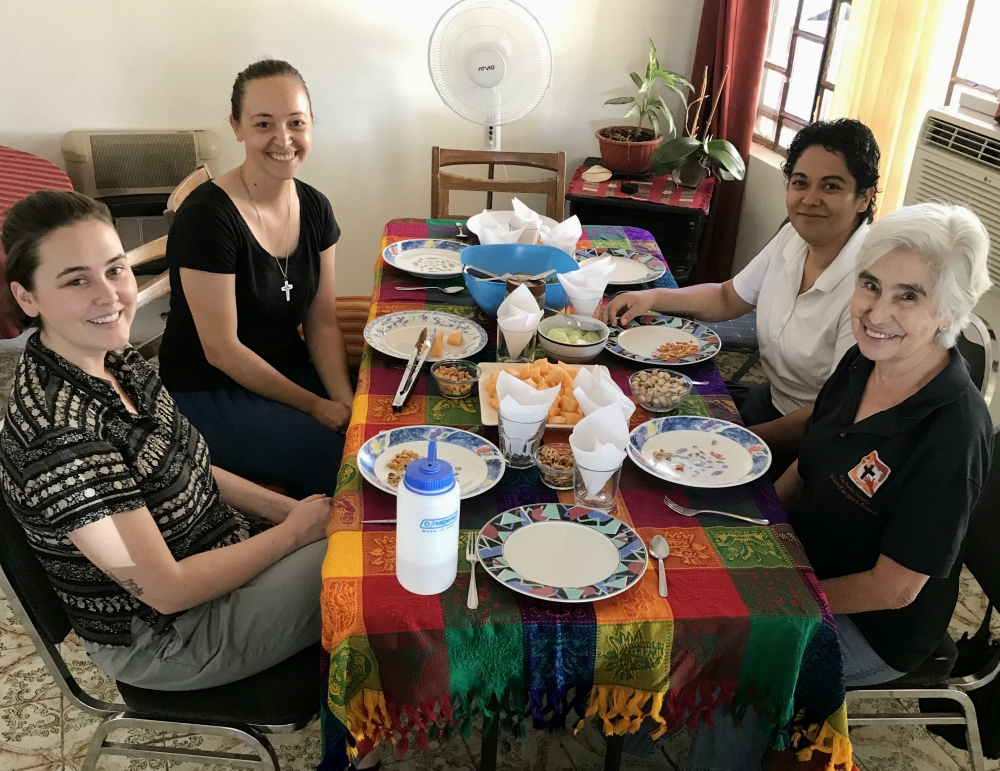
[0,333,251,646]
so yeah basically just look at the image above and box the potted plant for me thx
[597,39,693,175]
[650,65,746,187]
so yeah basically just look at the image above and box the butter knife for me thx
[392,327,428,411]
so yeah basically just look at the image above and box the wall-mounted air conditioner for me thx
[904,108,1000,289]
[61,130,221,252]
[904,107,1000,423]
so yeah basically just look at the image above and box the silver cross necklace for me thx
[241,167,294,301]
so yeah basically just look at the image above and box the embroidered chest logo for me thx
[848,450,891,498]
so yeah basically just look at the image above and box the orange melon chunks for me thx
[447,331,464,347]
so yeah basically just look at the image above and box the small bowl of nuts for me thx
[430,359,481,399]
[534,443,575,490]
[628,368,693,413]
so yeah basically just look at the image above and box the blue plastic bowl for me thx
[460,244,580,318]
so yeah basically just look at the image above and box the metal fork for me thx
[465,536,479,609]
[663,495,769,525]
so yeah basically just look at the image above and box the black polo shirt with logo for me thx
[789,345,993,673]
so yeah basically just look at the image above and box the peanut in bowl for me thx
[430,359,482,399]
[534,443,575,490]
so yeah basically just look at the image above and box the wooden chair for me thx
[130,165,214,359]
[164,164,213,227]
[335,295,372,374]
[430,147,566,221]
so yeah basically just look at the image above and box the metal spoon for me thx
[394,286,465,294]
[649,534,670,597]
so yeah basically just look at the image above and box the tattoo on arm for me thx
[104,570,144,599]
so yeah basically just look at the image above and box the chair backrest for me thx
[0,494,72,646]
[164,164,213,227]
[957,313,998,407]
[335,295,372,373]
[431,147,566,221]
[0,490,125,715]
[127,237,170,310]
[963,429,1000,605]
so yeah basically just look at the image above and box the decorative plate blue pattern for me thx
[627,416,772,488]
[363,310,487,362]
[358,425,505,500]
[575,246,667,285]
[477,503,647,603]
[606,314,721,366]
[382,239,467,278]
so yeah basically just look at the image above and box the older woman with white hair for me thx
[662,203,994,771]
[777,201,994,688]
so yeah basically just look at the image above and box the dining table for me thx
[318,218,853,771]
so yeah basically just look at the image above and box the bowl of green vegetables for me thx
[537,313,610,364]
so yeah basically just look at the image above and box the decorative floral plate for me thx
[627,416,771,488]
[477,503,647,603]
[382,239,467,278]
[606,314,720,366]
[358,425,505,500]
[576,246,667,285]
[363,310,487,362]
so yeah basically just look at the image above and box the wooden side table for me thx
[565,157,715,284]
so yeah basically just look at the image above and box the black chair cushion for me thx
[708,310,758,353]
[848,633,958,689]
[116,643,322,726]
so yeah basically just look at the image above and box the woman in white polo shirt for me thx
[602,119,880,472]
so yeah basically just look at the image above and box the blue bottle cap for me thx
[403,440,456,494]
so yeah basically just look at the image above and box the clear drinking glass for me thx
[573,460,623,511]
[497,411,546,469]
[496,324,537,364]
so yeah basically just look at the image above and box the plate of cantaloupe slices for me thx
[477,361,599,428]
[363,310,487,362]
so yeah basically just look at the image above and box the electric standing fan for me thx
[428,0,553,151]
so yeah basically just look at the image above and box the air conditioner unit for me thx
[905,107,1000,424]
[61,129,221,253]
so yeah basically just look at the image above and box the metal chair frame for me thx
[964,312,998,408]
[846,643,1000,771]
[0,533,315,771]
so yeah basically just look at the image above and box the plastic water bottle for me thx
[395,440,461,595]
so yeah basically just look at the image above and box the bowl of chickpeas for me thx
[430,360,482,399]
[628,369,693,413]
[534,443,575,490]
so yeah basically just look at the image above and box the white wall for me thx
[731,144,788,276]
[0,0,703,296]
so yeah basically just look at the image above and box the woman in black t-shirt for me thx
[777,202,994,684]
[672,204,994,770]
[158,60,353,496]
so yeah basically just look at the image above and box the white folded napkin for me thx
[539,215,583,254]
[497,370,560,454]
[467,209,525,245]
[573,365,636,423]
[569,403,629,497]
[558,256,616,317]
[496,283,544,358]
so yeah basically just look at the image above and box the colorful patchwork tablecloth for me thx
[319,219,851,770]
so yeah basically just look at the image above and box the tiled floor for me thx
[0,355,995,770]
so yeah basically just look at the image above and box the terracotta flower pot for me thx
[596,126,663,175]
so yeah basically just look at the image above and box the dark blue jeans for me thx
[169,364,346,497]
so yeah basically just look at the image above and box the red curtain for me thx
[691,0,773,284]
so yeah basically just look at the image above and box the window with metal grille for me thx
[753,0,852,152]
[946,0,1000,108]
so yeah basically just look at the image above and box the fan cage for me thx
[428,0,552,126]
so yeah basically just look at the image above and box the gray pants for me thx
[84,541,326,691]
